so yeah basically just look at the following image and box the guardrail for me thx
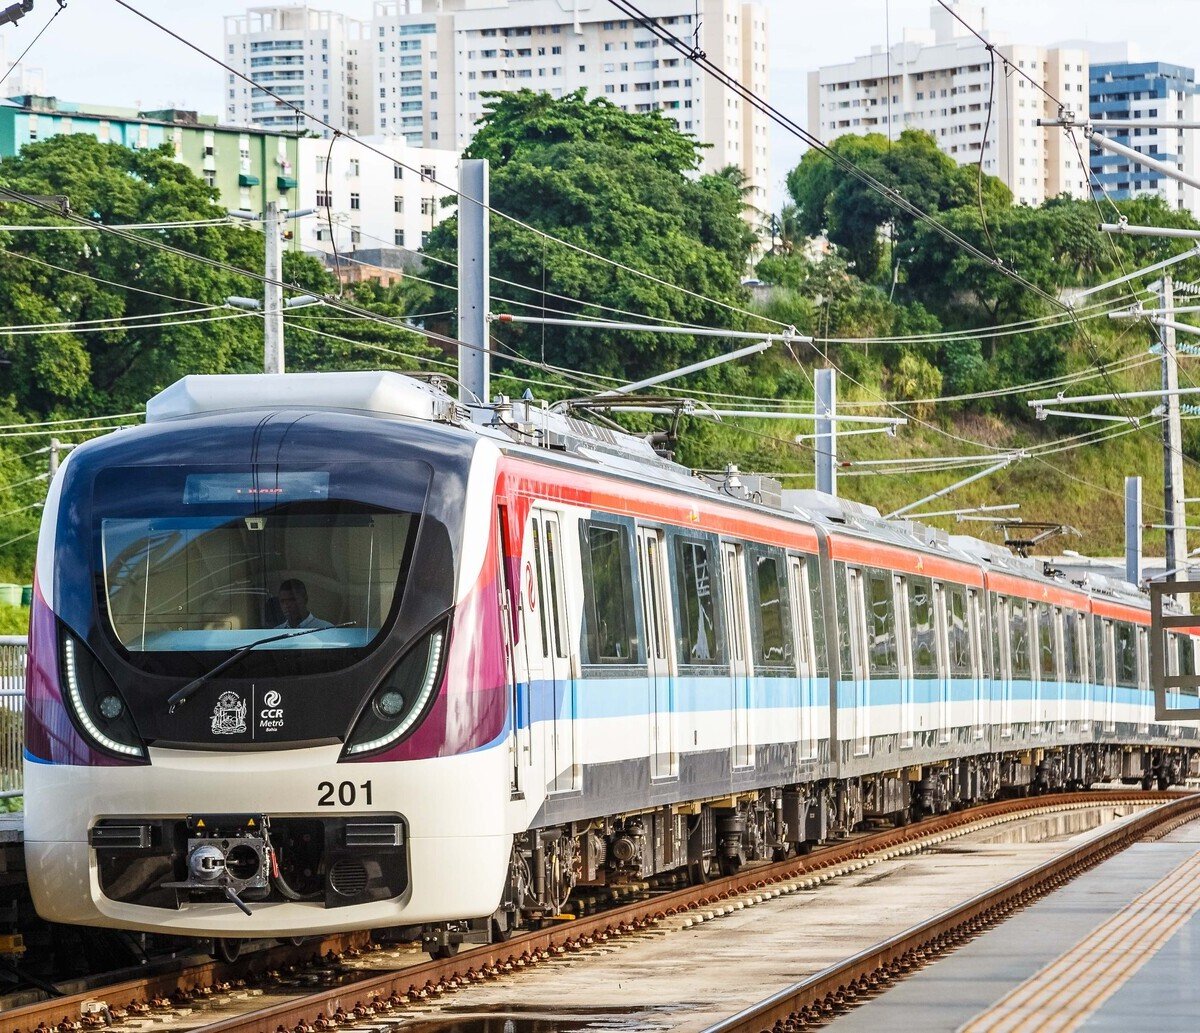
[0,636,26,799]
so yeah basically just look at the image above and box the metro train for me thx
[24,371,1200,955]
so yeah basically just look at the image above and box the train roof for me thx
[143,371,1156,611]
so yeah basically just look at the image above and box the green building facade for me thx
[0,95,301,214]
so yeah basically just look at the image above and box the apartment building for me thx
[223,5,375,136]
[298,134,458,260]
[0,33,46,98]
[222,0,769,210]
[807,2,1090,207]
[0,95,301,215]
[1087,47,1198,215]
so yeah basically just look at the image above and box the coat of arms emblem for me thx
[210,690,248,735]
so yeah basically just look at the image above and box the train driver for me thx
[275,578,334,630]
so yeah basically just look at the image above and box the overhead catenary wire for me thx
[0,0,66,90]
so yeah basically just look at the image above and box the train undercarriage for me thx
[418,742,1199,957]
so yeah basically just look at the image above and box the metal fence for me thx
[0,636,25,797]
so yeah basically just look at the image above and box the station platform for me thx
[827,817,1200,1033]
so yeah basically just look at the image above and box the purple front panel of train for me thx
[348,554,509,763]
[24,583,132,767]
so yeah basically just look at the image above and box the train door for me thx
[997,596,1014,738]
[788,556,814,759]
[1054,608,1068,735]
[1137,627,1151,735]
[846,566,870,756]
[524,510,577,794]
[933,581,951,744]
[968,590,986,740]
[638,527,677,780]
[1102,619,1116,732]
[496,504,529,795]
[722,542,754,769]
[894,575,915,749]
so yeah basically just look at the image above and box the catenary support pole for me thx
[458,159,490,410]
[263,201,284,374]
[1126,476,1143,586]
[815,368,836,497]
[1160,274,1189,601]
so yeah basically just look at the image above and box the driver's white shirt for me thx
[276,613,334,630]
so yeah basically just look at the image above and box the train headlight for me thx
[59,629,147,761]
[343,623,446,758]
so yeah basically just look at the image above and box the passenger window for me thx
[1038,604,1056,680]
[580,522,639,664]
[1063,610,1081,682]
[753,550,793,667]
[909,575,936,677]
[991,594,1005,678]
[1180,634,1197,679]
[530,521,549,657]
[544,519,565,659]
[1114,621,1137,687]
[866,566,897,676]
[673,537,722,666]
[834,563,853,674]
[1094,615,1107,683]
[947,585,970,677]
[807,555,829,676]
[1010,602,1031,679]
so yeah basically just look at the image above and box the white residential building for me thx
[224,0,769,210]
[223,6,375,136]
[0,34,46,98]
[807,2,1090,207]
[298,135,458,260]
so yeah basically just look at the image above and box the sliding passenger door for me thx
[932,581,952,744]
[894,575,915,749]
[722,542,754,769]
[847,566,871,756]
[637,527,677,780]
[967,589,986,740]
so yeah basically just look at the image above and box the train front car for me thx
[24,373,512,939]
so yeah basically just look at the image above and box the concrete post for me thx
[263,201,284,374]
[457,159,490,410]
[815,367,837,496]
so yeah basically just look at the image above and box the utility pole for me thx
[263,201,284,375]
[1126,475,1142,585]
[815,368,837,496]
[457,159,490,410]
[1159,274,1188,596]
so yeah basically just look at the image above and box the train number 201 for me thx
[317,780,373,807]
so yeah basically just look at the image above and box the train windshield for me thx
[97,464,424,653]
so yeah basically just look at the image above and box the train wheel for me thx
[213,938,244,964]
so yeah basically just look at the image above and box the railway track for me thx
[3,790,1187,1033]
[703,792,1200,1033]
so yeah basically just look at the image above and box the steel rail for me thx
[52,791,1170,1033]
[703,793,1200,1033]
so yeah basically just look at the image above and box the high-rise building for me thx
[807,2,1090,207]
[223,6,375,137]
[222,0,769,210]
[1086,46,1198,216]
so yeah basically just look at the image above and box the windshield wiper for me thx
[167,622,355,713]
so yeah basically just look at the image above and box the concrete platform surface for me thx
[827,819,1200,1033]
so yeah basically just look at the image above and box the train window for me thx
[1063,610,1081,682]
[990,594,1005,678]
[909,575,937,678]
[807,556,829,676]
[753,550,794,667]
[1180,635,1197,679]
[1037,604,1056,681]
[580,522,639,664]
[834,563,853,675]
[544,519,566,659]
[1093,615,1107,683]
[673,537,722,666]
[1009,602,1031,680]
[866,567,898,676]
[1114,621,1137,687]
[530,522,551,657]
[947,585,971,677]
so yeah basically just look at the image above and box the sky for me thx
[5,0,1200,210]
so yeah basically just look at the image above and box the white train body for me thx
[23,372,1200,942]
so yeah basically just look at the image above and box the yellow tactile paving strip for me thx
[958,848,1200,1033]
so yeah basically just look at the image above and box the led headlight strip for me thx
[62,636,145,758]
[346,629,444,756]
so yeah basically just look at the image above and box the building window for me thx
[420,196,434,216]
[420,164,435,180]
[316,189,332,207]
[393,195,404,213]
[394,229,405,246]
[393,165,403,179]
[350,227,361,245]
[350,192,361,210]
[348,158,360,176]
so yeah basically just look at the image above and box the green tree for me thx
[421,90,758,383]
